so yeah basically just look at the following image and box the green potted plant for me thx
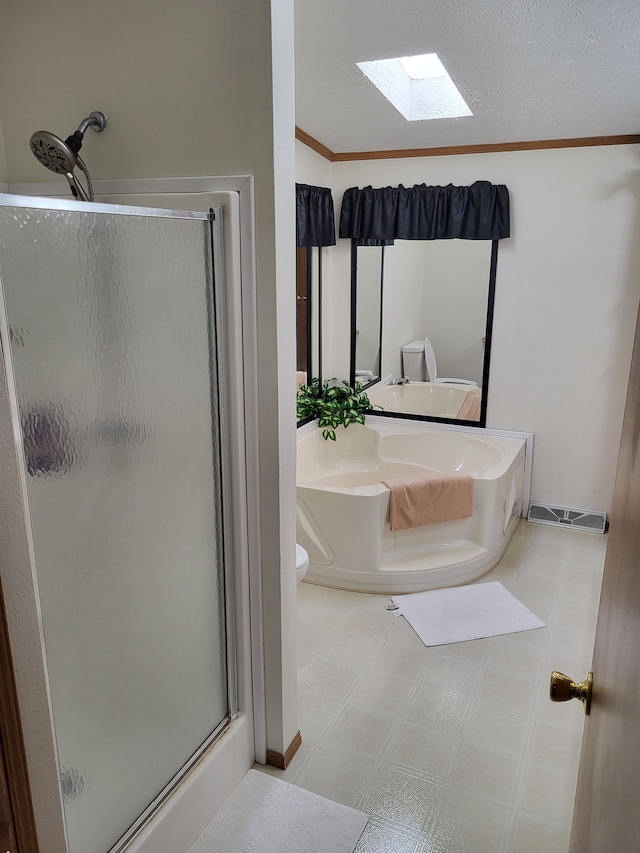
[297,378,373,441]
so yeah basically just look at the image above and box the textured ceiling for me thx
[294,0,640,154]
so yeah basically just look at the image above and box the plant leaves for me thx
[297,377,372,439]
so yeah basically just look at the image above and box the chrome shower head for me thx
[29,111,107,175]
[29,130,79,175]
[29,111,107,201]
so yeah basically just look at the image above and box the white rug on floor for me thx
[391,581,546,646]
[188,769,368,853]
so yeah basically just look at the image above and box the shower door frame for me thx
[0,180,265,853]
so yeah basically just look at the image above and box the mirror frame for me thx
[296,245,323,387]
[296,246,311,380]
[350,238,499,428]
[296,246,325,428]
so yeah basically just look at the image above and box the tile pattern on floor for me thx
[257,521,606,853]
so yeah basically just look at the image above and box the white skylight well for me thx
[357,53,472,122]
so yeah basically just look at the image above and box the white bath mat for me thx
[391,581,546,646]
[188,769,368,853]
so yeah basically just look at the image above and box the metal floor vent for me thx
[528,502,607,534]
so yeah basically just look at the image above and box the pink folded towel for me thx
[296,370,307,389]
[456,387,482,421]
[382,471,474,530]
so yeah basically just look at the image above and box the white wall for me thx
[296,144,640,513]
[0,0,298,845]
[0,118,6,185]
[295,139,333,187]
[354,246,383,373]
[382,241,425,378]
[419,240,490,385]
[268,0,298,762]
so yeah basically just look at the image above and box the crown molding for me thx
[295,128,640,163]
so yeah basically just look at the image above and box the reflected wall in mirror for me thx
[353,244,384,383]
[350,238,498,426]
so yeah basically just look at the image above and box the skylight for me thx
[356,53,472,122]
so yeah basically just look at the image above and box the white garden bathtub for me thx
[296,418,530,593]
[367,380,478,419]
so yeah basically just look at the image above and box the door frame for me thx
[568,293,640,850]
[0,177,266,852]
[0,576,38,851]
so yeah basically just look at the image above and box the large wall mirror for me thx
[341,180,509,427]
[296,183,335,423]
[350,238,499,426]
[296,245,322,386]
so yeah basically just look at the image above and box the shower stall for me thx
[0,192,254,852]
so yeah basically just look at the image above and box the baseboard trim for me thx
[266,731,302,770]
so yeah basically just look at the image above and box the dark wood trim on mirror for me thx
[480,240,499,426]
[296,246,326,426]
[349,239,357,388]
[296,246,309,377]
[296,126,640,163]
[305,247,312,380]
[316,249,323,386]
[296,245,322,390]
[377,246,385,383]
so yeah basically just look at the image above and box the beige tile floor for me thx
[258,520,606,853]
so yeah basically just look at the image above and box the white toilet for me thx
[296,543,309,583]
[402,338,478,386]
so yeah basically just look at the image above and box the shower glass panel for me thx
[0,200,230,853]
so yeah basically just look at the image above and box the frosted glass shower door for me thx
[0,199,231,853]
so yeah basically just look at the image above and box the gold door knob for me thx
[549,670,593,715]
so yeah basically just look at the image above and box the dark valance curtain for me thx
[296,183,336,248]
[339,181,510,242]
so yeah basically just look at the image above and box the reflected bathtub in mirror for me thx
[296,418,531,594]
[367,381,482,422]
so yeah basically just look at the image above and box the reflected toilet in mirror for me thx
[392,337,482,420]
[404,338,478,386]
